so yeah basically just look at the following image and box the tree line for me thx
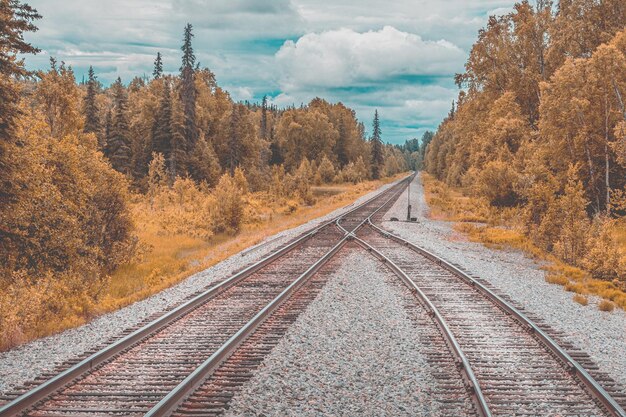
[0,0,410,347]
[424,0,626,280]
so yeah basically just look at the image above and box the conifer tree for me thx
[370,109,384,179]
[153,52,163,79]
[261,95,268,139]
[103,108,112,150]
[151,80,173,175]
[106,78,132,174]
[83,66,100,137]
[179,23,197,156]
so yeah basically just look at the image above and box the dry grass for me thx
[422,173,626,311]
[97,174,407,319]
[0,174,407,351]
[598,300,615,312]
[573,294,589,306]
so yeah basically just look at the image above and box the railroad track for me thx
[2,173,625,417]
[0,176,411,417]
[352,220,626,416]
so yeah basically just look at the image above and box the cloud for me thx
[23,0,519,143]
[275,26,465,91]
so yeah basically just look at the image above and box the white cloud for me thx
[229,86,254,101]
[275,26,465,90]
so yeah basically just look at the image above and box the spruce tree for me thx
[105,78,132,174]
[83,66,100,137]
[151,81,173,171]
[370,109,384,179]
[261,95,268,139]
[153,52,163,79]
[179,23,197,157]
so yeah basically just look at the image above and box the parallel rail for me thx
[364,216,626,417]
[0,175,411,417]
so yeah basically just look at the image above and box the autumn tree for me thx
[34,59,83,139]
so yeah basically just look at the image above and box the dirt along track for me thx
[1,173,625,417]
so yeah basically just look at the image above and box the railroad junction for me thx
[1,175,625,417]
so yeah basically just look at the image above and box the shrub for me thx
[317,155,336,183]
[210,173,244,234]
[598,300,615,312]
[475,160,519,207]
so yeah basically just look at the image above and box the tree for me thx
[227,104,243,173]
[83,66,100,136]
[106,78,132,174]
[261,95,268,140]
[153,52,163,79]
[370,109,384,179]
[188,136,221,186]
[151,80,173,173]
[179,23,197,156]
[34,59,83,139]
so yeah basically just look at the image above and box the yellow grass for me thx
[97,174,407,315]
[573,294,589,306]
[422,173,626,311]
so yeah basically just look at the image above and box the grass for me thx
[421,172,626,312]
[97,175,407,316]
[573,294,589,306]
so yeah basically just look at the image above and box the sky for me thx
[22,0,517,144]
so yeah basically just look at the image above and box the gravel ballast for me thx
[383,173,626,388]
[224,249,473,417]
[0,178,404,394]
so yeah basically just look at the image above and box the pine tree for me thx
[103,108,112,150]
[261,95,268,139]
[83,66,100,136]
[179,23,197,156]
[106,78,132,174]
[151,80,173,174]
[153,52,163,79]
[370,109,384,179]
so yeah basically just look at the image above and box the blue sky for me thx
[22,0,517,144]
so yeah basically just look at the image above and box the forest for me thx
[424,0,626,304]
[0,1,410,349]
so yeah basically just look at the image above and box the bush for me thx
[317,155,336,183]
[475,160,519,207]
[210,173,244,234]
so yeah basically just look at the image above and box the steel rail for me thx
[143,178,412,416]
[145,236,349,416]
[352,236,492,417]
[0,175,411,417]
[365,219,626,417]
